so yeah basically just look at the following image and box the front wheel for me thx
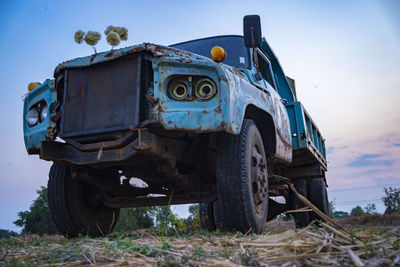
[215,119,268,233]
[47,162,120,237]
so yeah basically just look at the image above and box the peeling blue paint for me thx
[23,37,326,169]
[23,79,56,152]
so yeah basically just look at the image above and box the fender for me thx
[224,67,292,163]
[23,79,57,154]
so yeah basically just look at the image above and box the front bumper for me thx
[40,130,182,166]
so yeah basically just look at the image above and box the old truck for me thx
[23,15,328,237]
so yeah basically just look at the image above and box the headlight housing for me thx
[167,76,217,101]
[168,79,190,100]
[194,78,216,101]
[25,101,48,127]
[40,103,48,121]
[26,108,39,126]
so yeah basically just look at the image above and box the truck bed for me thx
[286,101,327,170]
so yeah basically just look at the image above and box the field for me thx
[1,214,400,267]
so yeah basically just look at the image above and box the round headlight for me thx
[26,108,39,126]
[40,104,48,121]
[195,78,216,101]
[168,79,189,101]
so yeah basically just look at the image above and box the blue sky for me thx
[0,0,399,232]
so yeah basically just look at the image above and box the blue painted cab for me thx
[22,36,326,172]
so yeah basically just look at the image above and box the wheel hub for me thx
[251,144,267,214]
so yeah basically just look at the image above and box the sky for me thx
[0,0,399,232]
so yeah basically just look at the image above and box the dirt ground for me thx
[1,216,399,267]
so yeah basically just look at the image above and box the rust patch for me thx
[261,93,267,102]
[233,68,245,79]
[128,46,144,54]
[105,50,115,58]
[89,54,97,64]
[51,110,62,123]
[152,44,174,57]
[145,93,159,107]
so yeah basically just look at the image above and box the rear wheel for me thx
[290,178,311,228]
[47,162,120,238]
[199,202,216,231]
[309,178,329,220]
[215,119,268,233]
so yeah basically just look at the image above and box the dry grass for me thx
[1,222,399,266]
[338,213,400,226]
[1,185,399,266]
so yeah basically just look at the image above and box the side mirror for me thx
[243,15,262,48]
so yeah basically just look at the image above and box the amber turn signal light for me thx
[210,46,226,62]
[28,82,41,92]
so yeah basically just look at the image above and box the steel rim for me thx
[250,143,267,214]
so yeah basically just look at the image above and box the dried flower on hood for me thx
[105,25,128,41]
[74,30,85,44]
[115,27,128,41]
[84,31,101,46]
[104,25,116,36]
[106,31,121,47]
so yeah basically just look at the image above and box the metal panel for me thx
[23,79,57,154]
[61,55,141,137]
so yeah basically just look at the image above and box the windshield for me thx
[171,35,250,69]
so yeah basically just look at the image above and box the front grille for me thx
[61,54,142,137]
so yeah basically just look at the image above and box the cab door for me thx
[255,49,292,163]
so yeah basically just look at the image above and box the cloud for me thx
[326,145,348,154]
[346,153,395,167]
[356,168,393,176]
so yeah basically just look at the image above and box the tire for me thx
[213,201,223,229]
[199,202,216,231]
[215,119,268,233]
[309,178,329,220]
[290,178,311,228]
[47,162,120,238]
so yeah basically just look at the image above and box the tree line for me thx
[329,186,400,218]
[10,187,199,236]
[3,186,400,236]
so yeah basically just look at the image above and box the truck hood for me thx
[54,43,211,76]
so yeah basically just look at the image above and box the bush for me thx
[364,203,377,214]
[13,187,58,235]
[114,207,156,232]
[183,204,199,226]
[350,206,364,217]
[0,229,18,238]
[332,211,349,218]
[338,213,400,226]
[383,187,400,214]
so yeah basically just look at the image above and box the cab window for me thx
[257,51,275,88]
